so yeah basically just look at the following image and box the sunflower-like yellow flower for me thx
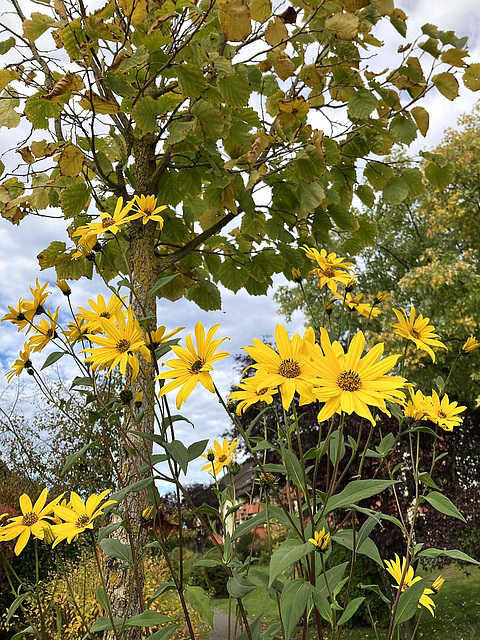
[291,267,302,283]
[431,576,444,593]
[156,322,229,409]
[0,489,63,555]
[374,291,388,305]
[56,279,71,296]
[77,294,127,332]
[28,307,59,353]
[127,195,167,226]
[22,279,50,321]
[310,329,406,425]
[229,375,277,414]
[52,490,116,547]
[462,337,480,354]
[243,325,316,410]
[403,388,429,421]
[385,555,440,617]
[200,439,239,475]
[1,299,29,332]
[79,197,134,241]
[145,325,185,352]
[335,291,382,319]
[308,527,330,550]
[63,318,89,342]
[424,390,466,432]
[301,246,355,293]
[82,308,150,380]
[392,307,447,363]
[71,233,98,259]
[5,343,32,382]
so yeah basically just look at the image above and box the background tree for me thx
[1,0,479,632]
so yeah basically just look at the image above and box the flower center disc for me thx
[22,512,39,527]
[438,410,447,419]
[410,328,421,339]
[99,311,111,318]
[218,454,228,463]
[338,369,362,392]
[76,514,90,528]
[257,387,269,396]
[116,339,131,353]
[278,359,301,378]
[102,218,115,228]
[322,267,335,278]
[190,359,204,373]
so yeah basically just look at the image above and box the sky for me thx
[0,0,479,490]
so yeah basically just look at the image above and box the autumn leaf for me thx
[58,145,85,177]
[325,13,359,40]
[218,0,252,42]
[78,91,119,114]
[41,71,84,102]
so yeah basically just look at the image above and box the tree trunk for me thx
[104,134,159,639]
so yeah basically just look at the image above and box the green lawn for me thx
[213,565,480,639]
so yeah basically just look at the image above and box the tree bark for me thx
[104,134,159,639]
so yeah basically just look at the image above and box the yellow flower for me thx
[52,490,116,547]
[0,489,63,555]
[41,523,56,545]
[462,337,480,354]
[392,307,447,362]
[291,267,302,283]
[1,299,29,331]
[335,291,381,319]
[200,439,239,475]
[374,291,388,305]
[310,329,406,425]
[228,376,277,414]
[403,388,428,421]
[308,527,330,550]
[301,246,355,293]
[82,307,150,380]
[431,576,444,593]
[56,279,71,296]
[5,343,32,382]
[71,232,97,259]
[28,307,59,353]
[243,325,316,410]
[146,325,185,352]
[385,555,439,617]
[81,197,134,240]
[22,279,50,321]
[134,391,143,406]
[424,390,466,432]
[63,318,89,342]
[127,195,167,226]
[77,294,127,332]
[156,322,229,409]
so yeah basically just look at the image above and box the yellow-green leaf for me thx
[441,48,469,68]
[265,17,288,46]
[0,69,19,92]
[78,92,119,114]
[0,94,20,129]
[249,0,272,22]
[432,72,459,100]
[58,145,85,177]
[218,0,252,42]
[118,0,148,26]
[23,13,55,42]
[41,71,84,102]
[411,106,429,137]
[463,63,480,91]
[325,13,359,41]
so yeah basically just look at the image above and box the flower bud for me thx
[291,267,302,283]
[119,388,133,404]
[56,279,71,296]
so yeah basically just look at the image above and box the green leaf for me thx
[100,538,133,565]
[280,580,312,640]
[418,472,440,490]
[433,72,459,100]
[356,184,375,208]
[187,439,208,462]
[23,12,54,41]
[104,72,137,98]
[325,480,396,514]
[126,610,171,627]
[389,113,417,145]
[184,586,214,628]
[110,477,153,504]
[281,446,307,493]
[37,240,66,270]
[163,440,189,474]
[333,529,382,567]
[360,583,391,606]
[147,582,177,607]
[90,617,124,632]
[394,578,427,625]
[0,38,15,55]
[417,547,479,566]
[311,586,332,624]
[95,586,108,612]
[191,100,224,140]
[177,65,205,99]
[0,93,20,129]
[132,96,160,133]
[424,161,454,189]
[11,627,36,640]
[227,574,258,598]
[61,443,91,475]
[24,94,62,129]
[146,273,179,300]
[298,181,325,214]
[218,259,249,292]
[337,597,365,626]
[147,627,178,640]
[41,351,65,370]
[60,182,91,218]
[348,89,378,119]
[98,522,124,542]
[423,491,466,522]
[463,63,480,91]
[195,503,220,517]
[232,509,267,540]
[218,75,251,107]
[269,540,311,586]
[6,592,30,625]
[186,280,222,311]
[383,177,409,205]
[364,161,394,189]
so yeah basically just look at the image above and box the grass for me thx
[213,565,480,639]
